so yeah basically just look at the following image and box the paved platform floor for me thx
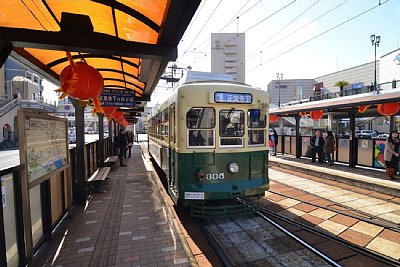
[32,145,194,267]
[265,168,400,260]
[269,154,400,197]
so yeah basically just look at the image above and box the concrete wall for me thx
[314,61,376,92]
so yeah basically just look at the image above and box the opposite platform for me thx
[32,144,195,267]
[269,155,400,197]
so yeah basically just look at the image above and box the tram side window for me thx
[248,109,266,145]
[161,109,169,137]
[186,107,215,147]
[219,109,245,147]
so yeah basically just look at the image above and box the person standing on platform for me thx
[272,129,278,156]
[384,130,399,180]
[117,128,127,167]
[125,131,134,158]
[324,131,335,166]
[310,130,325,163]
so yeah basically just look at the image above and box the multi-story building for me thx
[0,58,56,146]
[211,33,245,83]
[267,79,316,108]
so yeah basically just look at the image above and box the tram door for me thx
[169,104,177,194]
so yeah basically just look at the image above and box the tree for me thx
[334,80,349,96]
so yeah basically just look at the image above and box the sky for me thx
[43,0,400,104]
[151,0,400,101]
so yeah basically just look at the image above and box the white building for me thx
[380,48,400,88]
[211,33,245,83]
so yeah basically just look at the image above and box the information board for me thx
[100,88,136,107]
[19,112,68,184]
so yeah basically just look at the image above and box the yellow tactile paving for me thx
[309,208,337,220]
[366,237,400,260]
[329,193,368,203]
[350,221,384,237]
[377,213,400,224]
[358,204,400,216]
[317,220,348,236]
[341,198,386,209]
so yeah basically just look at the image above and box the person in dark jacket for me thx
[125,131,134,158]
[117,128,127,166]
[272,129,278,156]
[310,130,325,163]
[323,131,335,166]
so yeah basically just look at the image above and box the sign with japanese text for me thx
[100,89,136,107]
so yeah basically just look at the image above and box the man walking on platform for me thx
[117,128,127,167]
[310,130,325,163]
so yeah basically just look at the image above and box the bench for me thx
[104,156,119,169]
[87,167,111,193]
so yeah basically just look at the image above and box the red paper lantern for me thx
[269,115,279,123]
[113,111,124,121]
[377,103,400,116]
[299,112,307,117]
[56,52,104,112]
[309,110,324,120]
[358,105,369,113]
[99,106,118,120]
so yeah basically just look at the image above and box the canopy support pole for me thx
[295,115,302,158]
[389,115,396,131]
[98,113,104,165]
[349,111,357,168]
[71,99,87,205]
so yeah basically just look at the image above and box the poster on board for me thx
[22,114,68,183]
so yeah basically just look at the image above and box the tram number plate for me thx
[184,192,205,200]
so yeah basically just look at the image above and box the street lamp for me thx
[370,34,380,93]
[276,73,283,108]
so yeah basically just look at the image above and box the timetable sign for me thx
[214,92,252,104]
[100,89,136,107]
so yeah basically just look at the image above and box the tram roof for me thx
[270,89,400,117]
[0,0,200,106]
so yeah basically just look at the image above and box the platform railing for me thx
[276,135,386,169]
[0,137,113,267]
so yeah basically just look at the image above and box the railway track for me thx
[237,197,399,267]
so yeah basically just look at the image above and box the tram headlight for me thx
[228,162,239,173]
[197,170,206,180]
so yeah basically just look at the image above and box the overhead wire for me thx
[246,0,389,73]
[180,0,207,43]
[266,0,349,49]
[184,0,297,65]
[190,0,260,53]
[182,0,224,57]
[247,0,320,60]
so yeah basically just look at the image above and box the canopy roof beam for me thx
[0,27,177,61]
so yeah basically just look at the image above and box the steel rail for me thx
[239,198,400,267]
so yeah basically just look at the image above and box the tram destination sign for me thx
[214,92,252,104]
[100,89,136,107]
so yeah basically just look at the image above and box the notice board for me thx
[18,111,69,187]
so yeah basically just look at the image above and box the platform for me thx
[32,145,196,267]
[269,155,400,197]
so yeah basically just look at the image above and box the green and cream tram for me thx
[148,80,269,212]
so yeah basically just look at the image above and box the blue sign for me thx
[100,89,136,107]
[214,92,252,104]
[352,82,364,89]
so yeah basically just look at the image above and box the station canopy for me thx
[0,0,200,108]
